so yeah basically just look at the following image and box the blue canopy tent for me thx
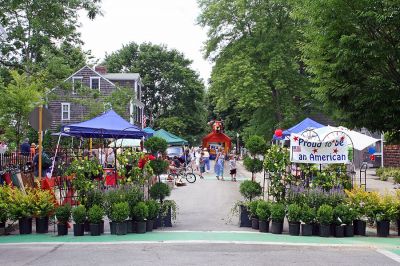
[143,127,156,135]
[273,118,325,140]
[61,110,150,139]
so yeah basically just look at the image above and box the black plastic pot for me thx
[319,224,331,237]
[344,224,354,237]
[84,219,90,232]
[259,220,269,233]
[239,205,251,227]
[155,215,162,228]
[90,223,101,236]
[163,207,172,227]
[301,224,313,236]
[153,217,159,229]
[36,217,49,234]
[136,221,146,234]
[146,220,154,232]
[110,221,116,235]
[397,219,400,236]
[0,222,5,228]
[312,223,320,236]
[73,224,84,236]
[376,220,390,237]
[115,222,127,235]
[289,222,300,236]
[100,220,104,234]
[334,225,344,238]
[57,223,68,236]
[330,224,335,236]
[251,218,259,230]
[19,217,32,234]
[127,220,134,233]
[353,220,366,236]
[271,221,283,234]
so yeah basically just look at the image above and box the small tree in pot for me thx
[132,202,148,234]
[317,204,333,237]
[55,204,71,236]
[270,202,285,234]
[85,188,104,233]
[124,185,143,233]
[150,182,171,227]
[374,193,397,237]
[144,137,168,155]
[111,202,130,235]
[104,188,126,235]
[33,189,55,234]
[248,200,262,230]
[149,159,169,182]
[9,188,35,234]
[333,204,347,237]
[146,200,160,232]
[300,205,315,236]
[239,180,262,227]
[287,203,302,236]
[256,201,271,233]
[244,135,267,181]
[88,205,104,236]
[72,205,86,236]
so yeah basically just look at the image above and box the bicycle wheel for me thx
[185,173,196,183]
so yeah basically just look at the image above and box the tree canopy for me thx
[104,42,207,143]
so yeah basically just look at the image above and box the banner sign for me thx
[290,133,349,164]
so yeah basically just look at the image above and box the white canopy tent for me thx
[108,139,141,148]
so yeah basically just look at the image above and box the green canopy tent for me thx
[154,129,188,146]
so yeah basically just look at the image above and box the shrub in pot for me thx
[111,202,129,235]
[300,205,315,236]
[160,200,177,227]
[0,185,10,229]
[9,188,35,234]
[270,202,285,234]
[33,189,55,234]
[88,205,104,236]
[239,180,262,227]
[146,200,160,232]
[132,202,148,233]
[287,203,302,236]
[149,159,170,178]
[125,185,144,233]
[150,182,171,203]
[374,193,397,237]
[104,188,127,234]
[345,187,370,236]
[56,204,72,236]
[248,200,262,230]
[333,204,347,238]
[144,137,168,155]
[317,204,333,237]
[72,205,86,236]
[256,201,270,233]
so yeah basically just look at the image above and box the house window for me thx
[90,77,100,90]
[61,103,70,121]
[136,83,141,101]
[72,77,82,94]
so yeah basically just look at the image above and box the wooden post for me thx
[38,106,43,179]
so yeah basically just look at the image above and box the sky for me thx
[78,0,212,85]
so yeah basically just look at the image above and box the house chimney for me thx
[95,65,107,75]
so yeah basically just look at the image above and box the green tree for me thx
[0,71,42,147]
[104,42,207,143]
[0,0,102,72]
[198,0,314,138]
[293,0,400,132]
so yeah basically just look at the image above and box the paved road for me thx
[0,243,397,266]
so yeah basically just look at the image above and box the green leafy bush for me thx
[317,204,333,225]
[333,204,348,225]
[245,135,267,155]
[256,201,271,221]
[146,200,160,220]
[270,202,285,222]
[72,205,86,224]
[239,180,262,201]
[287,203,302,223]
[85,188,104,210]
[56,204,72,224]
[110,202,129,223]
[149,159,169,176]
[150,182,171,202]
[300,205,315,224]
[132,202,148,221]
[88,205,104,224]
[243,157,264,175]
[104,188,126,218]
[8,188,35,219]
[247,200,262,218]
[0,186,10,223]
[144,137,168,154]
[33,189,55,218]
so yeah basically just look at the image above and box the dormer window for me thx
[90,77,100,90]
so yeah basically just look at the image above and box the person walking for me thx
[229,154,237,182]
[199,152,205,179]
[20,138,30,156]
[203,147,210,172]
[215,148,226,180]
[194,148,201,172]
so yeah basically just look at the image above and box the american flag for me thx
[142,114,147,129]
[292,146,301,152]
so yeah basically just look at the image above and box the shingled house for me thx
[48,65,145,131]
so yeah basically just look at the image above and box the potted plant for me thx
[374,193,397,237]
[317,204,333,237]
[248,200,261,230]
[0,185,10,231]
[9,189,35,234]
[85,188,104,233]
[132,202,148,233]
[239,180,262,227]
[300,205,315,236]
[161,200,177,227]
[111,202,129,235]
[55,204,71,236]
[33,189,55,234]
[72,205,86,236]
[256,201,270,233]
[146,200,160,232]
[149,182,171,203]
[333,204,347,238]
[345,187,369,236]
[287,203,302,236]
[125,185,143,233]
[88,205,104,236]
[104,188,126,235]
[270,202,285,234]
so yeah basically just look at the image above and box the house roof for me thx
[104,73,140,81]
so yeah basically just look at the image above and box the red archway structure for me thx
[202,120,231,159]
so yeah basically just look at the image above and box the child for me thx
[229,155,237,181]
[199,152,206,179]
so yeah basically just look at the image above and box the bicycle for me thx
[169,167,196,183]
